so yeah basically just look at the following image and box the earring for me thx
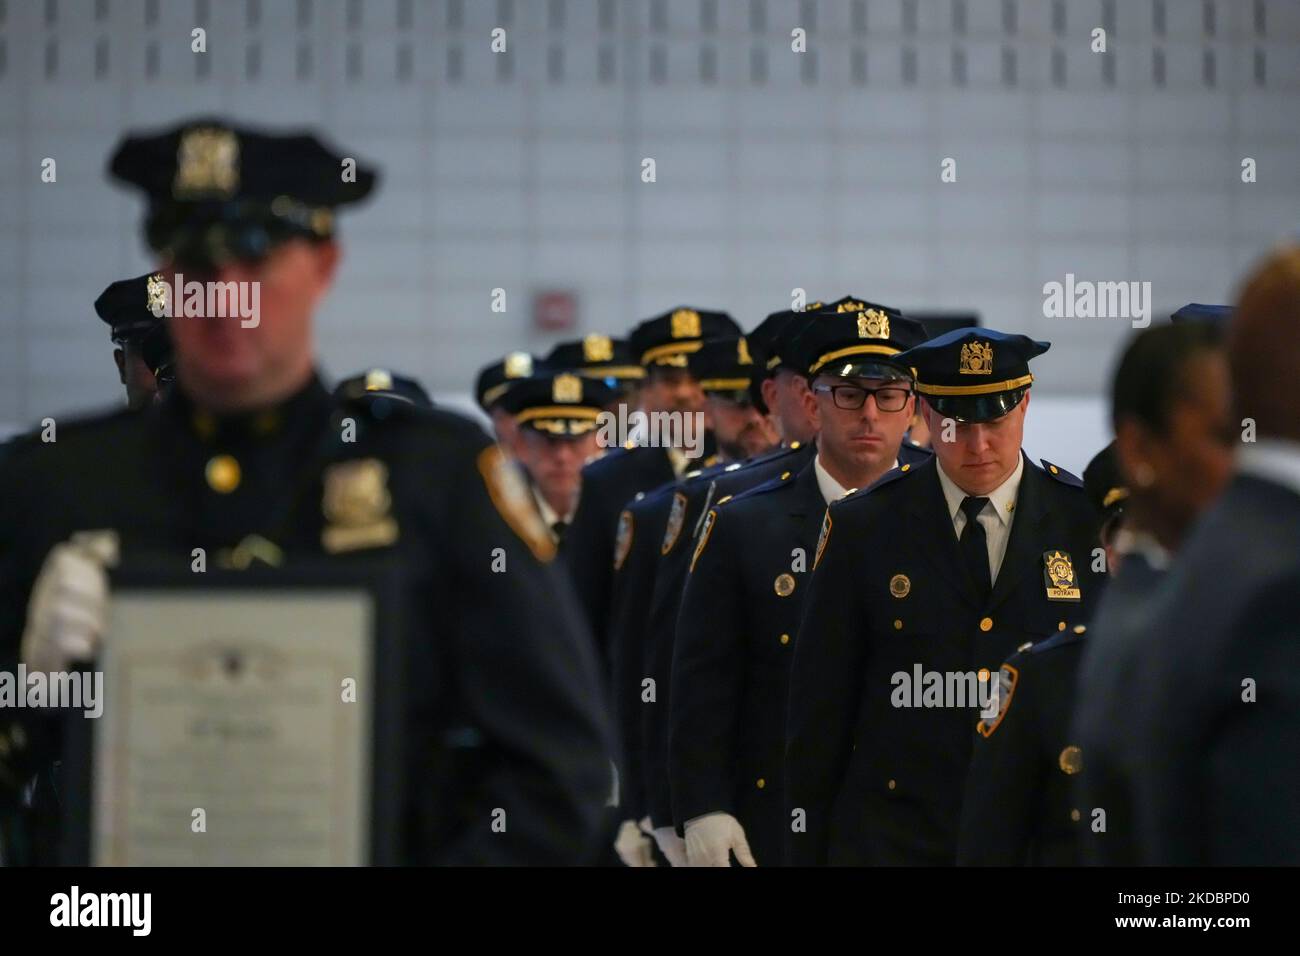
[1133,463,1155,489]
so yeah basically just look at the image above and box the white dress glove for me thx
[614,817,657,867]
[650,824,688,867]
[20,531,119,674]
[684,811,757,867]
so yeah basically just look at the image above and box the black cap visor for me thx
[923,386,1029,424]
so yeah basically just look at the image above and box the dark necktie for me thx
[959,496,992,602]
[551,520,568,544]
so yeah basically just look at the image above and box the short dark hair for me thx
[1110,322,1224,434]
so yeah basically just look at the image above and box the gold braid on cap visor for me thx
[914,374,1034,396]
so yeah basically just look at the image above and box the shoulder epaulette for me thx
[1039,458,1083,487]
[1027,625,1088,655]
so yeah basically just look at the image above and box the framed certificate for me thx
[60,563,405,866]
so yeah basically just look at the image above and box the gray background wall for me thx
[2,0,1298,457]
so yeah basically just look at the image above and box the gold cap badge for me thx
[857,309,890,340]
[173,127,240,199]
[504,352,532,379]
[583,334,614,363]
[365,368,394,392]
[959,341,994,375]
[552,372,582,404]
[146,273,169,318]
[670,308,701,339]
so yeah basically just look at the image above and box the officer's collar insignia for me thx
[504,352,532,379]
[813,509,832,570]
[322,458,399,554]
[959,340,994,375]
[614,509,634,570]
[671,308,701,339]
[689,508,717,574]
[1103,486,1129,508]
[583,333,613,363]
[737,337,753,365]
[774,573,796,597]
[173,126,240,199]
[476,446,556,563]
[836,300,866,313]
[1059,745,1083,775]
[661,492,688,555]
[1043,550,1081,601]
[856,309,890,340]
[552,372,583,404]
[146,273,168,317]
[976,662,1019,738]
[365,368,394,392]
[889,573,910,598]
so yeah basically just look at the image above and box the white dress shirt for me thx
[814,454,899,506]
[1237,438,1300,500]
[531,487,570,543]
[935,453,1025,585]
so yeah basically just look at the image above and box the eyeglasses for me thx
[813,383,912,412]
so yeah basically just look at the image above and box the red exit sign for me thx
[534,290,577,331]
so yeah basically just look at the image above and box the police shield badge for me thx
[1042,550,1082,601]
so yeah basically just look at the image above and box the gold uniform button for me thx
[979,616,993,632]
[1049,464,1060,475]
[779,633,790,645]
[1070,808,1082,822]
[756,778,766,789]
[205,454,241,494]
[893,619,903,630]
[887,779,897,790]
[900,463,911,472]
[780,471,791,480]
[1058,621,1067,631]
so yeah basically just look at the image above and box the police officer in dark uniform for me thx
[474,351,537,452]
[786,327,1105,866]
[670,303,929,866]
[334,367,434,412]
[94,272,173,409]
[1120,255,1300,865]
[605,333,773,863]
[0,118,614,865]
[497,370,614,547]
[562,307,738,659]
[955,444,1130,866]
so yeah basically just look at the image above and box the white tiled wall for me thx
[1,0,1298,431]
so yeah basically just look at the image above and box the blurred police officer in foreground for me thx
[0,118,614,865]
[1087,254,1300,865]
[786,327,1104,865]
[94,272,172,409]
[670,303,928,866]
[1070,318,1233,865]
[498,370,614,546]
